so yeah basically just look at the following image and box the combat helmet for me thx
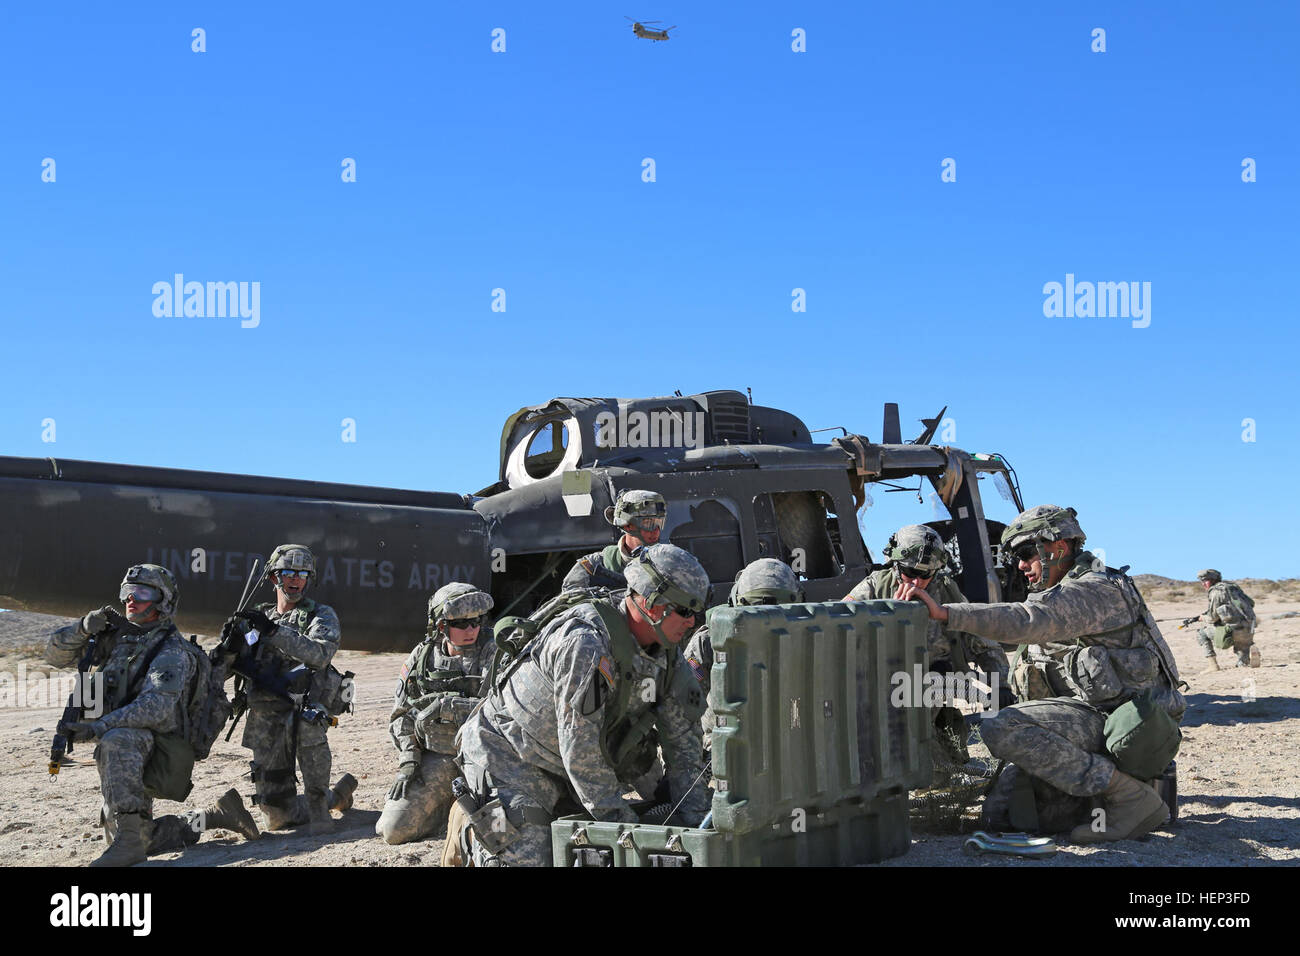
[1196,569,1222,583]
[266,544,316,602]
[1000,505,1087,591]
[604,489,667,527]
[120,563,179,621]
[624,544,710,647]
[729,558,803,606]
[883,525,949,576]
[428,582,494,634]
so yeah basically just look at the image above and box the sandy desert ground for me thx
[1,577,1296,867]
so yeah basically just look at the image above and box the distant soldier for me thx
[1190,569,1259,672]
[561,489,667,591]
[685,558,803,751]
[377,583,496,845]
[845,524,1010,691]
[904,506,1185,843]
[46,564,259,867]
[228,544,356,835]
[455,544,710,867]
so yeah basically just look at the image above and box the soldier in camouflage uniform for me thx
[846,525,1010,784]
[456,544,710,866]
[904,506,1185,843]
[377,583,496,845]
[685,558,802,751]
[1190,569,1259,672]
[46,564,259,867]
[561,489,667,591]
[228,544,355,835]
[845,525,1010,686]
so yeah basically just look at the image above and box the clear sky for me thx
[2,2,1296,579]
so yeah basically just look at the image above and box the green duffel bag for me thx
[142,732,196,802]
[1104,690,1182,780]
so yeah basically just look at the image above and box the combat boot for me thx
[306,793,334,836]
[90,812,148,868]
[1249,645,1261,668]
[200,789,261,841]
[260,800,300,831]
[328,774,358,812]
[1070,769,1168,844]
[1199,654,1220,675]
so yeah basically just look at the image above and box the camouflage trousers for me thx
[96,728,203,853]
[457,711,568,868]
[376,750,460,845]
[980,697,1116,798]
[1196,625,1253,665]
[242,704,332,825]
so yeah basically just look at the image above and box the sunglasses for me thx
[667,604,697,619]
[276,569,311,580]
[1013,545,1039,563]
[446,617,483,630]
[120,585,160,603]
[631,516,666,532]
[896,566,934,580]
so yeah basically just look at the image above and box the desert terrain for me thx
[1,576,1296,867]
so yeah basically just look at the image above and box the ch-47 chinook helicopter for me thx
[625,16,677,41]
[0,390,1025,651]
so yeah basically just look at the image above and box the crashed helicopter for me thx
[0,390,1025,650]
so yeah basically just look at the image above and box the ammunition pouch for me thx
[142,732,196,802]
[310,665,355,716]
[1061,645,1124,706]
[1104,690,1183,780]
[1011,654,1053,702]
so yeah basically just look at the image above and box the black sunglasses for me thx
[446,617,483,630]
[896,566,933,580]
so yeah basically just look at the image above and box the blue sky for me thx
[2,2,1296,579]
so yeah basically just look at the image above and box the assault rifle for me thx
[48,608,140,777]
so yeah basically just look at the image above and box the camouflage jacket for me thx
[46,617,196,735]
[476,598,708,824]
[1204,582,1256,632]
[848,566,1008,679]
[945,552,1184,719]
[561,540,634,592]
[390,632,496,759]
[245,597,342,711]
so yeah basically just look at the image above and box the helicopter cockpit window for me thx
[504,415,583,488]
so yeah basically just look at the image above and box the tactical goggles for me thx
[120,585,161,603]
[896,566,935,580]
[446,616,484,630]
[630,516,666,533]
[1012,544,1039,563]
[666,604,696,619]
[275,569,311,580]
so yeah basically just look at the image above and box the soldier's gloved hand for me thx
[233,609,278,638]
[389,761,422,801]
[81,606,114,635]
[64,720,106,743]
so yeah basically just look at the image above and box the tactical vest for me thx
[588,602,676,782]
[99,625,182,714]
[1018,558,1185,719]
[405,638,485,699]
[1216,583,1257,629]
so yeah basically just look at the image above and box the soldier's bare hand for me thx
[900,583,948,622]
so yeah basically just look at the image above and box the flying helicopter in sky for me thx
[625,16,677,42]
